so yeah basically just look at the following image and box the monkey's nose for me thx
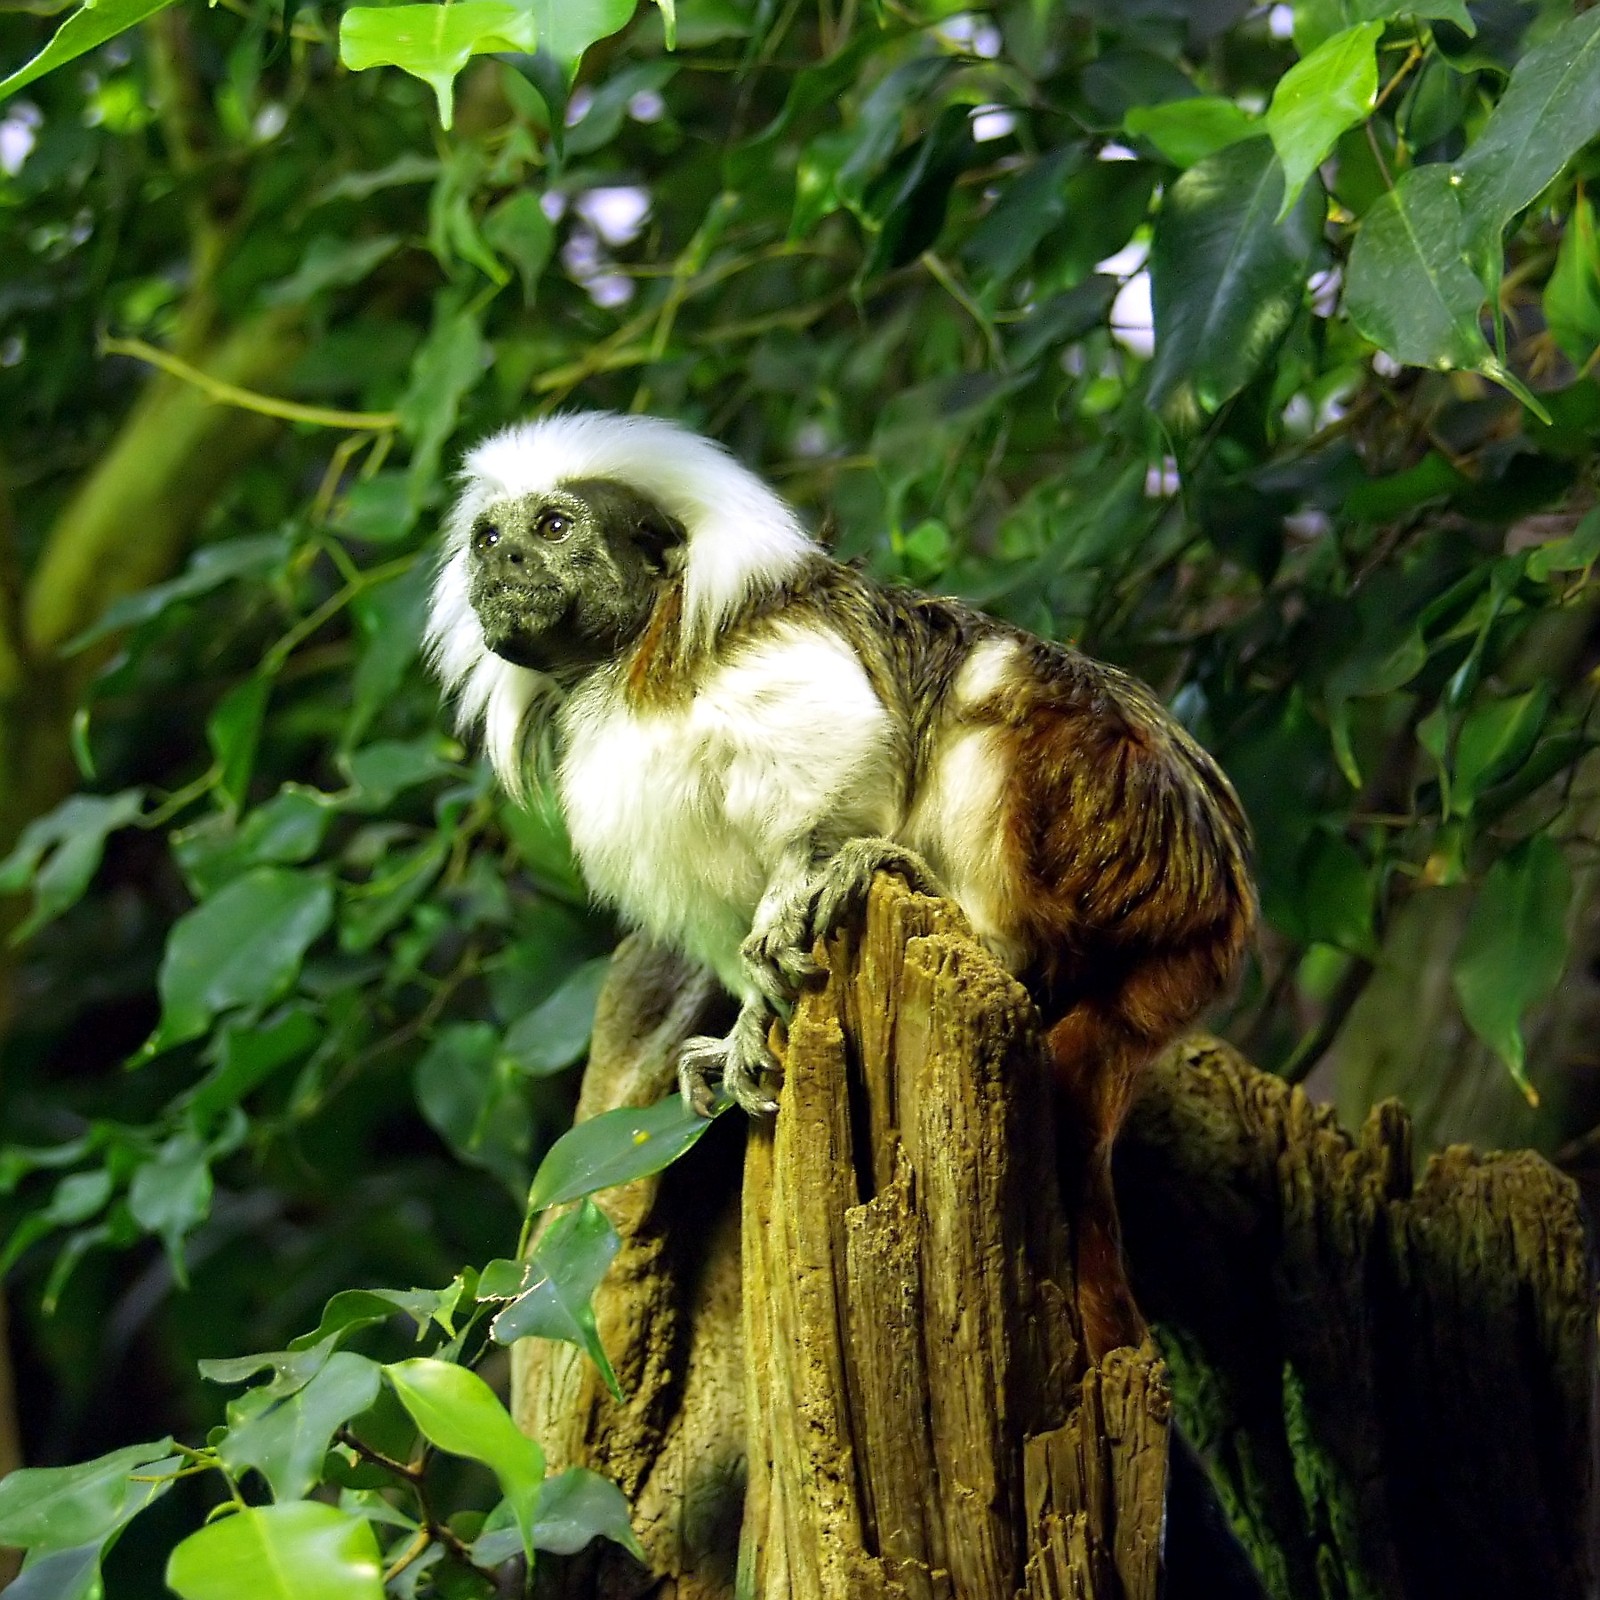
[471,521,526,571]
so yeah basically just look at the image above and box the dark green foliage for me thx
[1,0,1598,1591]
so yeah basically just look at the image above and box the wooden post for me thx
[513,879,1596,1599]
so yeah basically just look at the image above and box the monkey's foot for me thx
[805,838,945,947]
[741,898,821,1004]
[677,1003,780,1119]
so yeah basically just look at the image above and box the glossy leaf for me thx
[0,0,178,103]
[219,1352,382,1501]
[526,1093,724,1213]
[386,1358,544,1561]
[166,1503,384,1600]
[1345,163,1489,372]
[5,1542,102,1600]
[1455,8,1600,279]
[288,1282,465,1352]
[1266,23,1381,220]
[141,867,334,1058]
[501,957,610,1076]
[172,788,332,900]
[200,1334,341,1398]
[1453,836,1572,1102]
[1124,98,1255,168]
[339,3,539,127]
[1450,686,1551,817]
[471,1466,644,1565]
[1148,137,1324,420]
[488,1200,623,1398]
[0,1439,174,1553]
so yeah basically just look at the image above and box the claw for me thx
[676,1005,781,1119]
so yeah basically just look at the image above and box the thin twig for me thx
[100,336,399,431]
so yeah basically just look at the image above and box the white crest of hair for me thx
[461,411,817,650]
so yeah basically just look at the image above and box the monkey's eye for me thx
[535,509,570,541]
[472,522,500,553]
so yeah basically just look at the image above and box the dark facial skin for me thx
[467,478,684,678]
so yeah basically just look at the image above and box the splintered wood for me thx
[738,879,1168,1600]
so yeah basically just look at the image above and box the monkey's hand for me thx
[678,998,781,1119]
[742,838,946,1005]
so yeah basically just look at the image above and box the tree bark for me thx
[513,877,1596,1600]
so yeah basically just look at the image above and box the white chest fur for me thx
[556,622,899,991]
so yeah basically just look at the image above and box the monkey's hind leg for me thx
[677,999,781,1119]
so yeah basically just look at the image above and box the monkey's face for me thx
[466,477,684,677]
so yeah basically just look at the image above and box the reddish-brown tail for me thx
[1047,1002,1151,1362]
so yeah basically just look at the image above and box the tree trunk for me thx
[512,877,1596,1600]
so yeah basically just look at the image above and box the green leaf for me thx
[0,0,178,104]
[339,2,539,127]
[1455,8,1600,281]
[339,836,448,953]
[962,146,1081,283]
[200,1335,341,1398]
[1543,196,1600,368]
[64,537,288,654]
[483,192,556,305]
[172,788,332,900]
[386,1358,544,1562]
[208,675,272,815]
[166,1503,384,1600]
[336,473,417,547]
[262,236,401,309]
[190,1008,323,1123]
[1266,23,1381,220]
[5,1542,102,1600]
[531,1467,644,1558]
[0,1439,174,1554]
[414,1022,532,1189]
[527,0,636,69]
[502,957,610,1076]
[1124,98,1256,168]
[1295,831,1377,957]
[1147,137,1325,421]
[487,1200,623,1399]
[1450,685,1551,817]
[127,1132,212,1277]
[1344,163,1489,372]
[0,1169,114,1278]
[527,1094,722,1213]
[470,1466,644,1565]
[288,1284,463,1352]
[1527,507,1600,582]
[0,790,144,943]
[219,1352,383,1501]
[338,736,457,810]
[141,867,334,1059]
[1452,836,1571,1103]
[396,304,486,497]
[347,560,425,745]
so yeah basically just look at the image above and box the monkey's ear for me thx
[634,508,688,570]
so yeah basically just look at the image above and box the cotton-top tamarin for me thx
[427,411,1256,1355]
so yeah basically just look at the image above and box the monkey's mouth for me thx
[470,580,581,673]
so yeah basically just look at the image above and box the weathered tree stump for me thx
[513,878,1596,1600]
